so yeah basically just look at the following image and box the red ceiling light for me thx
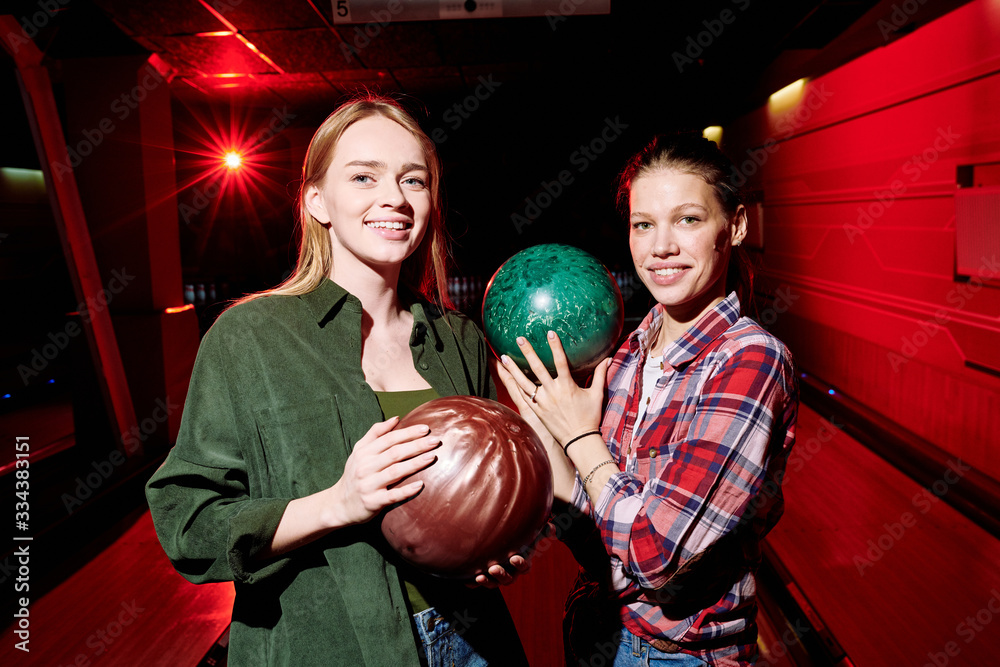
[224,151,242,170]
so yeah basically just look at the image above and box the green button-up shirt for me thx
[146,279,524,666]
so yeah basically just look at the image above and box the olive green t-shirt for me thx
[374,387,439,613]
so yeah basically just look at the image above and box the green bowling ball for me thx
[482,244,624,380]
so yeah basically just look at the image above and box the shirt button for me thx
[645,397,651,405]
[419,362,429,370]
[649,449,657,458]
[659,362,664,370]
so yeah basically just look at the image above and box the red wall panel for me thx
[727,0,1000,480]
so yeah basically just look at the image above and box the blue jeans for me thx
[414,607,488,667]
[612,627,709,666]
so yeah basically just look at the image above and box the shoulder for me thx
[710,319,796,386]
[720,318,791,357]
[445,308,486,343]
[196,293,308,358]
[418,302,486,347]
[210,293,309,336]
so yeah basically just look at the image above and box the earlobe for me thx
[303,185,330,224]
[731,205,748,246]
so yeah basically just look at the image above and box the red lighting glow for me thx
[196,0,285,74]
[171,102,297,266]
[164,304,195,314]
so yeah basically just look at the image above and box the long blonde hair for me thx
[236,95,452,309]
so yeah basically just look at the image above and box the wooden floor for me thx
[0,511,234,667]
[767,405,1000,665]
[5,402,998,666]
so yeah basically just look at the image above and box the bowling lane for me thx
[765,405,1000,665]
[0,510,234,666]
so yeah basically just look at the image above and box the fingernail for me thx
[547,330,555,339]
[516,336,526,345]
[501,354,510,364]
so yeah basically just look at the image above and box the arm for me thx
[262,417,440,558]
[502,331,795,590]
[146,326,441,583]
[596,338,795,590]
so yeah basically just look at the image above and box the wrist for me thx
[320,484,350,529]
[561,429,602,456]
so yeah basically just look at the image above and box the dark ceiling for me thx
[2,0,973,286]
[11,0,964,120]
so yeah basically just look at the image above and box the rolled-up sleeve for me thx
[145,328,293,585]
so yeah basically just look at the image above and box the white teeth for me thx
[365,221,408,230]
[653,268,684,276]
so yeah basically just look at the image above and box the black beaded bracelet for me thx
[562,430,601,456]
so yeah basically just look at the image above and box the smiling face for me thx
[304,115,432,282]
[629,169,746,335]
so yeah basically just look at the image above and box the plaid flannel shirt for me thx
[569,292,797,664]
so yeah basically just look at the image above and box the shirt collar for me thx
[300,278,355,325]
[630,291,742,370]
[298,278,443,349]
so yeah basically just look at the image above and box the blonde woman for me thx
[147,95,528,666]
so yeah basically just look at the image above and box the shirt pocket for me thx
[646,398,700,479]
[252,396,349,498]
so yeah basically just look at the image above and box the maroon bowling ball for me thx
[380,395,553,579]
